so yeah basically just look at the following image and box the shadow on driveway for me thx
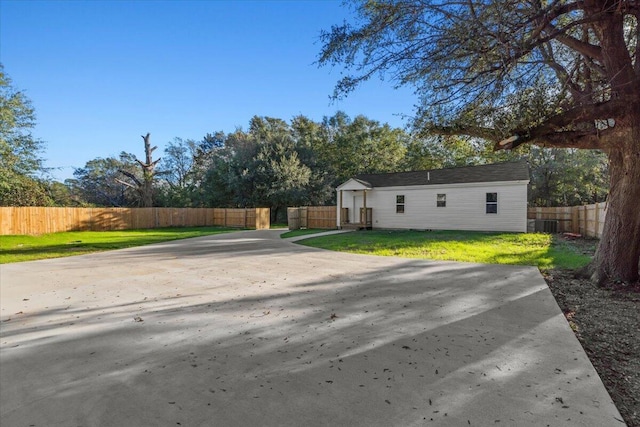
[0,230,625,426]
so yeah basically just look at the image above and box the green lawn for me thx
[280,228,330,239]
[296,230,592,270]
[1,227,593,270]
[0,227,239,263]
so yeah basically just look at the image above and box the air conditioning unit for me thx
[535,219,559,233]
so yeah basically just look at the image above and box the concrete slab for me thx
[0,230,625,426]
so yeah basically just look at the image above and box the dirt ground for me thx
[543,236,640,427]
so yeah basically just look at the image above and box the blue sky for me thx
[1,0,417,181]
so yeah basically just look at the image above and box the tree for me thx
[0,64,52,206]
[249,117,313,220]
[320,0,640,284]
[69,153,140,206]
[159,137,196,189]
[317,112,408,184]
[195,117,335,219]
[403,135,489,171]
[156,137,198,206]
[44,181,77,206]
[527,147,609,207]
[117,133,160,207]
[291,115,335,205]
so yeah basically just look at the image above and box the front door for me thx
[353,194,363,223]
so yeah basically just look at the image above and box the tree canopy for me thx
[68,153,140,207]
[67,111,608,214]
[0,64,52,206]
[319,0,640,284]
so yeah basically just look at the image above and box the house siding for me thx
[364,181,528,232]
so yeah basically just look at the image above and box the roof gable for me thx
[350,161,529,188]
[336,178,372,191]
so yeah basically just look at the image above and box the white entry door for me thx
[353,194,363,223]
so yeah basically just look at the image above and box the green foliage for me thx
[59,106,607,210]
[0,171,52,206]
[159,137,196,188]
[318,0,637,149]
[527,147,609,207]
[190,116,333,213]
[403,136,487,171]
[68,153,140,206]
[44,181,77,206]
[0,64,51,206]
[317,113,408,184]
[147,111,607,210]
[156,137,199,206]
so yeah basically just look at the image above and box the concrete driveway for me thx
[0,230,624,426]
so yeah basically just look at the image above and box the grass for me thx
[1,227,592,270]
[0,227,239,264]
[280,228,330,239]
[296,230,591,270]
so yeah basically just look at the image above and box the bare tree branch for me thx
[118,169,142,187]
[114,178,138,190]
[497,124,630,150]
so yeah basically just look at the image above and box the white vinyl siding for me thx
[362,181,528,232]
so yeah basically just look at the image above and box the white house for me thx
[336,161,530,232]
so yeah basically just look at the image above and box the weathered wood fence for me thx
[527,202,607,238]
[287,206,336,230]
[0,207,270,235]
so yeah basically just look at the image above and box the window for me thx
[437,194,446,207]
[396,195,405,213]
[486,192,498,214]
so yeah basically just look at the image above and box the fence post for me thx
[287,207,300,230]
[594,202,599,238]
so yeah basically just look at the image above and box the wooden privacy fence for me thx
[287,206,337,230]
[527,202,607,238]
[0,207,270,235]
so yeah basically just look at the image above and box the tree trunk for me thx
[590,125,640,285]
[142,178,153,208]
[138,133,160,208]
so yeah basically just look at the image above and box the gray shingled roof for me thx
[353,161,529,188]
